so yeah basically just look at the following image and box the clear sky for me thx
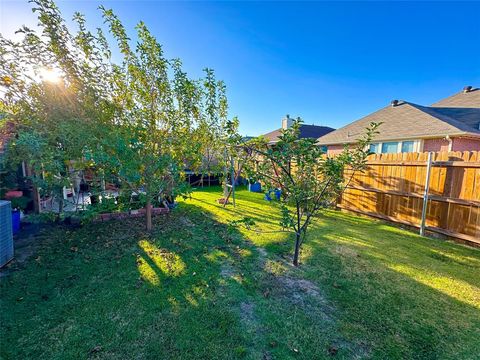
[1,1,479,136]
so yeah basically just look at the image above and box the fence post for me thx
[420,152,433,236]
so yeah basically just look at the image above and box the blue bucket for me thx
[274,189,282,200]
[12,210,20,234]
[248,182,262,192]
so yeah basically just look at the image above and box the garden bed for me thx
[93,207,169,222]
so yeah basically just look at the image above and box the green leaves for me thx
[1,0,235,228]
[280,204,294,231]
[243,119,379,265]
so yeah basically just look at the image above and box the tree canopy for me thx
[242,119,379,265]
[0,0,235,229]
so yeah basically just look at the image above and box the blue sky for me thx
[2,1,480,136]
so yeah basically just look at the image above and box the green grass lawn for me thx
[1,187,479,359]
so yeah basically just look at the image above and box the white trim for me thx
[418,139,424,152]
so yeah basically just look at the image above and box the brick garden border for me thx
[94,207,169,222]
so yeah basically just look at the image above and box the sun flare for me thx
[39,67,63,83]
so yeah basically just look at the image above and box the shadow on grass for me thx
[0,204,259,359]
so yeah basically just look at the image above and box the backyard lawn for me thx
[1,187,479,359]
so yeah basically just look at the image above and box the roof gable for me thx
[317,101,480,145]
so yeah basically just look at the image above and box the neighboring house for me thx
[263,115,335,146]
[317,86,480,155]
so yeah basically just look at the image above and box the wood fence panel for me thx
[339,151,480,245]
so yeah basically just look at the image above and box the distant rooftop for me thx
[263,115,335,143]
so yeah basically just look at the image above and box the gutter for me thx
[444,135,453,151]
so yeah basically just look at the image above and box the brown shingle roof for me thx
[427,87,480,130]
[431,87,480,108]
[264,124,334,143]
[316,100,480,145]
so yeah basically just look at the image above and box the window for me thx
[369,143,379,154]
[320,145,327,153]
[381,142,399,153]
[401,141,414,153]
[368,140,418,154]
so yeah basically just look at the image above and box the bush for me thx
[10,196,30,211]
[23,211,57,224]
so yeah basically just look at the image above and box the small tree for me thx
[244,119,379,266]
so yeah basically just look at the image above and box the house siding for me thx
[326,136,480,155]
[423,138,450,152]
[451,137,480,151]
[327,144,346,156]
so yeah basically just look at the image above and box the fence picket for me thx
[340,151,480,245]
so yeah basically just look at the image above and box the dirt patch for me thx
[262,260,323,301]
[264,271,369,357]
[279,276,321,298]
[260,259,335,323]
[276,275,335,321]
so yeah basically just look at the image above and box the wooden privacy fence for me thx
[339,151,480,245]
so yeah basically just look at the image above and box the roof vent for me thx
[391,99,399,107]
[463,86,473,93]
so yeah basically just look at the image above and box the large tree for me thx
[0,0,232,229]
[94,9,232,230]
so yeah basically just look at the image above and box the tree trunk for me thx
[32,185,41,214]
[146,197,152,231]
[25,167,41,214]
[293,232,301,266]
[293,202,301,266]
[57,195,64,222]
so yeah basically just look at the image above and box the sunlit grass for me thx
[388,263,480,309]
[138,239,186,276]
[137,255,160,285]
